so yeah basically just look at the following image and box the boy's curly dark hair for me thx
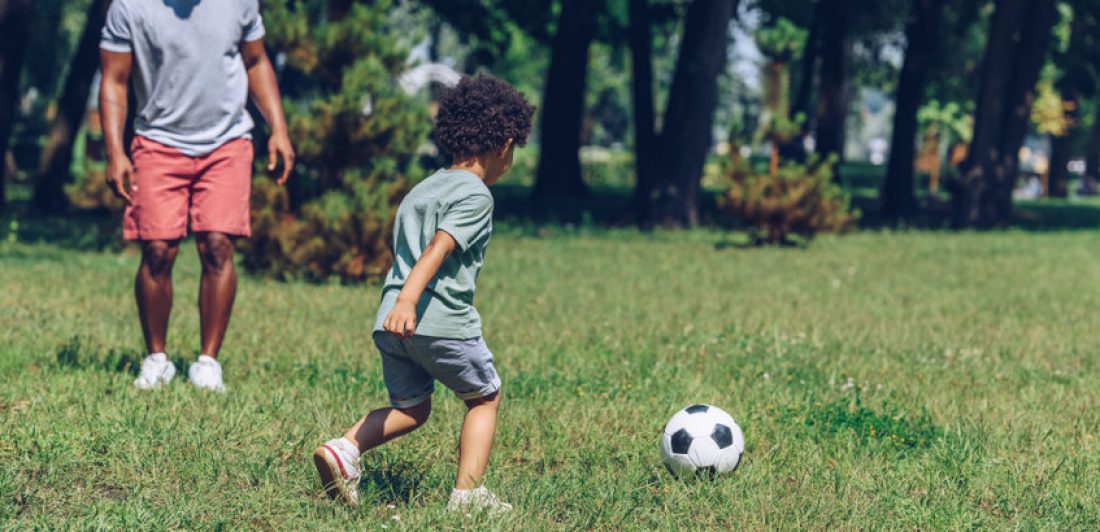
[434,74,536,157]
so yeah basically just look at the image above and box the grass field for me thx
[2,220,1100,529]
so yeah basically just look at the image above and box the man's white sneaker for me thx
[134,353,176,389]
[313,438,361,506]
[447,486,513,516]
[187,355,225,391]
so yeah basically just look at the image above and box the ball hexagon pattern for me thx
[659,404,744,478]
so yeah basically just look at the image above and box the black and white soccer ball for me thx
[660,404,744,478]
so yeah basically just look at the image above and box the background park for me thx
[2,0,1100,528]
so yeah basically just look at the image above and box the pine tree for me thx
[240,0,429,281]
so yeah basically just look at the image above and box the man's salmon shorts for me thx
[122,136,253,241]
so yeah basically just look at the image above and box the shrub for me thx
[720,156,859,245]
[243,173,406,281]
[239,0,429,282]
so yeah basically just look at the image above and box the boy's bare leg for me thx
[136,239,180,353]
[455,391,500,490]
[344,400,432,452]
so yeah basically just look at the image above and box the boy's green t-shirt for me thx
[373,169,494,339]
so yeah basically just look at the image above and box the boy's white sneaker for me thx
[188,355,226,392]
[133,353,176,389]
[313,438,361,506]
[447,486,513,516]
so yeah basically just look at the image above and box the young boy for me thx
[312,75,535,513]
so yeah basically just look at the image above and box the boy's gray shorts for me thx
[373,331,501,409]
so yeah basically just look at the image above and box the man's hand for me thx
[384,300,418,338]
[267,130,295,185]
[106,154,134,204]
[241,39,294,185]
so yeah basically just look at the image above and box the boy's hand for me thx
[384,301,417,338]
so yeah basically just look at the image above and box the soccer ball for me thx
[660,404,744,478]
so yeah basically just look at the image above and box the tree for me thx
[32,0,111,213]
[240,0,428,282]
[1048,1,1100,196]
[879,0,945,219]
[813,0,848,162]
[754,17,807,176]
[532,0,602,201]
[791,0,822,136]
[1087,104,1100,190]
[635,0,738,227]
[0,0,32,209]
[629,0,657,222]
[955,0,1058,227]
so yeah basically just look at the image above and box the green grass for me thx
[2,224,1099,529]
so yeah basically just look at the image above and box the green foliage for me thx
[239,1,429,282]
[1031,78,1073,137]
[244,174,407,281]
[918,99,973,144]
[753,18,806,147]
[720,156,858,245]
[922,1,987,113]
[580,147,635,187]
[754,17,806,63]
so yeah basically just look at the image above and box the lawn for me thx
[1,221,1099,528]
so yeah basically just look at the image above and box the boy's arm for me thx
[384,229,458,337]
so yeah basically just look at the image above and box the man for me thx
[99,0,294,391]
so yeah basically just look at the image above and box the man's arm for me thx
[383,230,459,337]
[240,39,294,184]
[100,49,133,204]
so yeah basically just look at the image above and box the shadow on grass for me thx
[495,184,1100,232]
[1011,200,1100,231]
[360,461,424,504]
[2,205,125,251]
[55,335,148,376]
[6,187,1100,254]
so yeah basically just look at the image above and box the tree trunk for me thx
[329,0,353,19]
[1085,103,1100,194]
[643,0,737,228]
[780,0,823,161]
[814,0,847,162]
[956,0,1057,227]
[1048,129,1071,198]
[532,0,599,201]
[32,0,111,213]
[629,0,658,225]
[793,0,821,124]
[0,0,32,209]
[880,0,944,219]
[995,0,1057,206]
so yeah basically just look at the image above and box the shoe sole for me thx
[313,447,358,507]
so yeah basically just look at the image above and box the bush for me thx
[720,156,858,245]
[239,0,429,282]
[243,173,406,281]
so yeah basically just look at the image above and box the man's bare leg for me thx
[135,239,180,353]
[195,232,236,357]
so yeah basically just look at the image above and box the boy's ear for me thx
[498,138,514,156]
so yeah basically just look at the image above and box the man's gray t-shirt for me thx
[100,0,265,156]
[374,169,495,339]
